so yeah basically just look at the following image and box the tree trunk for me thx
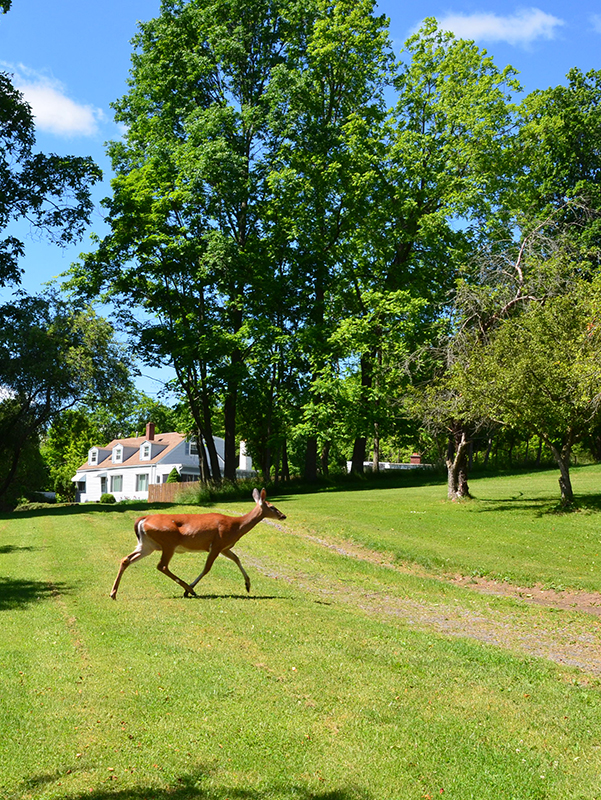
[223,386,237,482]
[320,441,330,477]
[350,436,367,474]
[350,354,373,474]
[195,431,211,483]
[546,435,575,506]
[200,379,221,483]
[373,423,380,473]
[281,439,290,482]
[260,444,271,484]
[223,298,243,482]
[446,427,472,501]
[304,436,318,481]
[0,442,24,503]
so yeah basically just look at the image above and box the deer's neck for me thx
[237,504,264,535]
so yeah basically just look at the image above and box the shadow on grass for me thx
[21,770,371,800]
[473,492,601,517]
[0,576,70,610]
[0,544,40,554]
[183,593,288,602]
[0,502,154,521]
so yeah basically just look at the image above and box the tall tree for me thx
[0,68,100,288]
[341,19,520,473]
[431,202,601,503]
[0,294,131,505]
[269,0,393,479]
[461,284,601,505]
[516,68,601,230]
[68,0,321,482]
[69,0,394,483]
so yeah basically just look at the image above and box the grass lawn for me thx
[1,466,601,799]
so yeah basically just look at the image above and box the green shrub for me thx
[99,493,117,504]
[14,501,76,512]
[166,468,181,483]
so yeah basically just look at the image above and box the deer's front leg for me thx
[186,539,221,595]
[221,548,251,593]
[157,549,197,597]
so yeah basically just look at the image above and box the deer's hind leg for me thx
[110,535,158,599]
[156,547,198,597]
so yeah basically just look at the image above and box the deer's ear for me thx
[252,488,261,503]
[260,488,267,501]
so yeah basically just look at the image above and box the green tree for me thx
[69,0,321,483]
[516,68,601,237]
[0,71,100,288]
[166,467,181,483]
[0,294,132,505]
[42,410,100,500]
[462,285,601,505]
[339,20,520,473]
[69,0,393,484]
[265,0,392,479]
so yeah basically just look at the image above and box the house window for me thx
[89,450,98,465]
[136,473,149,492]
[113,448,122,463]
[185,441,199,456]
[141,444,151,460]
[100,477,107,494]
[110,475,123,492]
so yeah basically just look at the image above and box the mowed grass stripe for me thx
[271,464,601,591]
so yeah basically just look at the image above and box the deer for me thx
[109,488,286,600]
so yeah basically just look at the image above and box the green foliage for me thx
[456,276,601,504]
[0,69,100,287]
[0,294,132,505]
[99,493,117,504]
[516,68,601,231]
[166,467,181,483]
[64,3,601,490]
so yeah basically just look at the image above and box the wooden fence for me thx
[148,481,201,504]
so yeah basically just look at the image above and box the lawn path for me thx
[246,520,601,679]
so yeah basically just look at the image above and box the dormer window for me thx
[89,449,98,465]
[141,444,151,460]
[113,446,123,463]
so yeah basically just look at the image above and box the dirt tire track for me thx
[259,522,601,678]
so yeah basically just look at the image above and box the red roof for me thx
[77,432,186,472]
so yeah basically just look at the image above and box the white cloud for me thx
[2,63,104,137]
[436,8,565,47]
[591,14,601,34]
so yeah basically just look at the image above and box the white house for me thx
[71,423,254,502]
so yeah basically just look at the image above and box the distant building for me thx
[71,423,254,502]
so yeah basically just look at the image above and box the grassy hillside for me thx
[1,466,600,799]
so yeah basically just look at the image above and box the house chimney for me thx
[146,422,155,441]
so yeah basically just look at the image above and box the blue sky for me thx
[2,0,600,394]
